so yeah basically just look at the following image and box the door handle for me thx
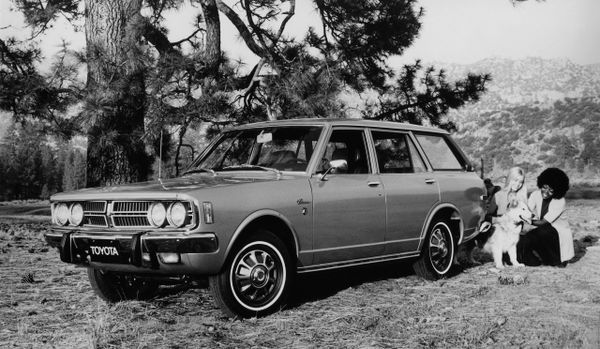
[425,179,436,184]
[367,181,381,187]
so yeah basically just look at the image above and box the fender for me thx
[225,209,300,258]
[417,203,464,252]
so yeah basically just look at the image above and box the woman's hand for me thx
[531,218,549,226]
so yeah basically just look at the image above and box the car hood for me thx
[51,173,305,201]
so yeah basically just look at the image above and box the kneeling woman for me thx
[519,168,574,266]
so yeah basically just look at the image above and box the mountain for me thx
[433,57,600,183]
[437,57,600,107]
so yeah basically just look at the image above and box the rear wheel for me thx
[413,221,455,280]
[209,229,293,318]
[87,268,159,302]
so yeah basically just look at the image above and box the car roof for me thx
[226,118,449,134]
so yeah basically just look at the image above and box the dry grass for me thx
[1,200,600,348]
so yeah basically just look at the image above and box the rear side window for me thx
[415,134,464,170]
[372,131,426,173]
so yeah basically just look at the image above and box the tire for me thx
[209,229,293,318]
[413,221,455,280]
[87,268,159,302]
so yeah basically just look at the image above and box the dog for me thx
[458,180,501,266]
[482,199,533,269]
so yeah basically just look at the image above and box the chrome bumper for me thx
[44,230,219,272]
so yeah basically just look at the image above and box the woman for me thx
[518,167,574,266]
[464,167,527,266]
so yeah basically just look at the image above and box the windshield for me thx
[189,126,323,172]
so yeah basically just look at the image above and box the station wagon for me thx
[45,118,486,317]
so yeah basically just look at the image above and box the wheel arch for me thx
[418,203,464,252]
[225,210,299,264]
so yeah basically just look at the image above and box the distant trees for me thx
[0,121,85,200]
[454,96,600,178]
[580,123,600,169]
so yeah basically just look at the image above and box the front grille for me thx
[112,215,150,227]
[83,201,108,227]
[113,201,151,213]
[84,215,108,227]
[84,201,106,213]
[112,201,153,228]
[55,200,196,230]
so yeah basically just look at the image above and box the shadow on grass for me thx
[571,235,599,264]
[287,260,420,308]
[456,235,599,270]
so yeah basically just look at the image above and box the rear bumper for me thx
[44,230,222,275]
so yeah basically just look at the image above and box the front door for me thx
[310,128,386,265]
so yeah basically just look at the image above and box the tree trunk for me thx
[84,0,151,187]
[199,0,221,73]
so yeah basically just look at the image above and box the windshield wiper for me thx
[182,167,217,176]
[220,164,282,178]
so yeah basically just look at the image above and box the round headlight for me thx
[70,203,84,226]
[55,203,70,226]
[167,202,187,228]
[147,202,167,227]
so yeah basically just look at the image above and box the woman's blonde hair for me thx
[504,166,527,202]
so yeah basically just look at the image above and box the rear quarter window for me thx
[414,133,465,171]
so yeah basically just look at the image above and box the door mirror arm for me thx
[319,159,348,181]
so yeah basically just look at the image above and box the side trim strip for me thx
[302,237,421,254]
[297,252,420,273]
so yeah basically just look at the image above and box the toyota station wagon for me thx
[45,118,486,318]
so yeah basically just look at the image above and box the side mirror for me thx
[320,159,348,181]
[329,159,348,173]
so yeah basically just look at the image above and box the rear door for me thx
[413,133,485,240]
[370,130,440,254]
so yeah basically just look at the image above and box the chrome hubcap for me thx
[250,265,269,288]
[232,249,281,306]
[429,225,452,273]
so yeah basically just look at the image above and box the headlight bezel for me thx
[69,203,84,226]
[147,202,167,228]
[167,201,188,228]
[55,203,70,226]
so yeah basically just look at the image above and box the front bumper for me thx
[44,230,221,275]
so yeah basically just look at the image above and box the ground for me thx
[0,199,599,348]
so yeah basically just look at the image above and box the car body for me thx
[45,118,486,317]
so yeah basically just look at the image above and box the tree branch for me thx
[170,27,205,46]
[216,0,267,57]
[141,17,180,56]
[273,1,295,47]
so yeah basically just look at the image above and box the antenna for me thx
[158,129,163,180]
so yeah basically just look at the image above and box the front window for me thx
[317,129,370,174]
[190,126,323,172]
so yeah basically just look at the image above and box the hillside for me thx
[434,57,600,183]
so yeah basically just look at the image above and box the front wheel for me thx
[413,221,455,280]
[87,268,159,302]
[209,229,293,318]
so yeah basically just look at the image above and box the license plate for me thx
[88,240,122,263]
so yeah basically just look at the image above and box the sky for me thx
[1,0,599,70]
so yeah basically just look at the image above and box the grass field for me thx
[1,200,599,348]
